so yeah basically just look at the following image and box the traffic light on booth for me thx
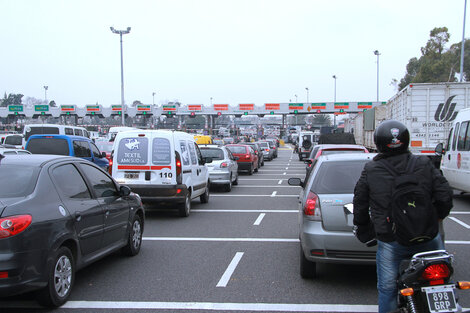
[294,110,298,114]
[118,111,122,115]
[316,110,321,114]
[15,112,18,115]
[270,111,274,115]
[91,112,95,115]
[66,112,70,115]
[217,112,222,117]
[244,112,248,116]
[190,112,196,118]
[41,112,45,115]
[339,109,345,113]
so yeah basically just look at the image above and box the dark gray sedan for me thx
[0,154,145,307]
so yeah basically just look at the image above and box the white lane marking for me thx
[192,209,297,213]
[450,211,470,214]
[233,185,299,188]
[449,217,470,229]
[217,252,244,287]
[253,213,266,225]
[238,178,286,181]
[283,172,286,175]
[271,191,277,197]
[211,194,298,197]
[142,237,470,244]
[50,301,381,312]
[285,167,289,170]
[278,179,283,184]
[143,237,300,242]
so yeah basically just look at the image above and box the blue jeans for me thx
[376,234,444,313]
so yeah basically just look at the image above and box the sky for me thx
[0,0,468,108]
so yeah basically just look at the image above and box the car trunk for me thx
[318,194,354,232]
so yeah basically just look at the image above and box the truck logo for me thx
[434,95,458,122]
[125,139,140,151]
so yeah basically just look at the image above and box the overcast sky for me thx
[0,0,468,108]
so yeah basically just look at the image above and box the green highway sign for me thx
[8,105,23,112]
[35,105,49,112]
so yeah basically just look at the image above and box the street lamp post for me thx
[294,94,298,103]
[43,86,48,103]
[152,92,156,106]
[332,75,337,128]
[374,50,380,102]
[460,0,467,82]
[110,26,131,126]
[305,87,309,103]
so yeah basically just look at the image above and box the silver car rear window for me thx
[310,160,368,194]
[200,148,224,160]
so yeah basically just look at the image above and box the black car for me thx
[0,154,145,307]
[244,142,264,167]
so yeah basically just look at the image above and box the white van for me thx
[111,130,211,216]
[23,124,89,145]
[298,131,315,160]
[438,107,470,193]
[107,126,139,142]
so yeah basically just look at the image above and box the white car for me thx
[0,144,31,155]
[111,130,212,217]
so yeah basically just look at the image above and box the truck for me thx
[350,82,470,166]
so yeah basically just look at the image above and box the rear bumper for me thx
[301,219,376,265]
[125,184,189,203]
[208,171,231,185]
[237,162,252,172]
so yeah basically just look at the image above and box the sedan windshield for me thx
[0,165,39,197]
[310,160,368,194]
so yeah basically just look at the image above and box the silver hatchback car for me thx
[200,145,239,192]
[288,153,377,279]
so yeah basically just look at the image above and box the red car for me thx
[226,144,259,175]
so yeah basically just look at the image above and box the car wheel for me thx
[233,173,239,185]
[299,244,316,279]
[200,181,210,203]
[36,246,75,307]
[224,177,232,192]
[122,214,143,256]
[178,192,191,217]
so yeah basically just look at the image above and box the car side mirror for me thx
[204,157,213,164]
[435,143,445,156]
[288,177,304,188]
[120,185,131,197]
[304,159,312,165]
[101,152,107,158]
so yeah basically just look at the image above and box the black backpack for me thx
[379,156,439,246]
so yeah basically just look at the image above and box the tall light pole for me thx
[332,75,337,128]
[110,26,131,126]
[374,50,380,102]
[460,0,467,82]
[152,92,156,106]
[43,85,48,103]
[294,94,298,103]
[305,87,309,103]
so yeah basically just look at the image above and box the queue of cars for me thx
[0,126,281,306]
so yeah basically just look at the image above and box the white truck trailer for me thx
[352,82,470,165]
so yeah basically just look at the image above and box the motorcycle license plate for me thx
[422,286,457,313]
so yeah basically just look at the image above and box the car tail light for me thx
[304,192,321,220]
[108,157,113,175]
[0,215,32,238]
[245,154,250,159]
[422,264,450,285]
[220,162,228,168]
[0,271,8,279]
[265,148,270,152]
[175,151,182,184]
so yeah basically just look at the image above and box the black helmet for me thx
[373,120,409,153]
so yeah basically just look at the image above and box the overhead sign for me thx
[8,105,23,112]
[289,103,304,110]
[162,105,176,111]
[188,104,202,111]
[239,103,254,111]
[137,105,151,111]
[35,105,49,112]
[112,105,123,111]
[357,102,373,109]
[334,102,349,109]
[311,103,326,110]
[61,105,75,112]
[214,104,229,111]
[86,105,100,112]
[265,103,280,110]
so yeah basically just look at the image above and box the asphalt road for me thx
[2,145,470,312]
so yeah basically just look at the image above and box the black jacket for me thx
[353,151,453,242]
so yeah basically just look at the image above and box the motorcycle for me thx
[396,249,469,313]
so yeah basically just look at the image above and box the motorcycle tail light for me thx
[400,288,414,297]
[422,264,450,285]
[0,215,32,238]
[304,191,321,220]
[457,281,470,290]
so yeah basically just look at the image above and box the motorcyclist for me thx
[353,120,453,313]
